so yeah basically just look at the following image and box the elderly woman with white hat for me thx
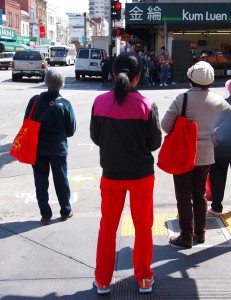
[161,61,231,248]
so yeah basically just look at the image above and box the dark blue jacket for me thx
[214,95,231,157]
[24,91,76,156]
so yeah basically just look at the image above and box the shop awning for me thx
[0,41,32,52]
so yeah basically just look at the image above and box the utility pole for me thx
[109,1,112,60]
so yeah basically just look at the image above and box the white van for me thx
[75,48,107,80]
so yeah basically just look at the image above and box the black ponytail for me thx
[113,52,142,105]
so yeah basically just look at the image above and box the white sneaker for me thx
[138,278,154,293]
[164,83,168,86]
[208,206,222,216]
[93,281,110,294]
[159,83,163,86]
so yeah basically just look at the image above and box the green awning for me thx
[0,41,32,52]
[0,41,15,51]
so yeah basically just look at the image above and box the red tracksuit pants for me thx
[95,174,154,285]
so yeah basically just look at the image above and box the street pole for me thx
[109,1,112,60]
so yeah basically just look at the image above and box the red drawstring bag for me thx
[205,173,212,201]
[10,96,40,165]
[157,93,198,175]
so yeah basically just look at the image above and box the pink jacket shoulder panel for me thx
[93,91,152,120]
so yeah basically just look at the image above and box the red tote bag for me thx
[157,93,198,175]
[10,96,40,165]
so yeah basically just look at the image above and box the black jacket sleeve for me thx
[145,102,162,152]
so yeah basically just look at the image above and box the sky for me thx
[47,0,130,14]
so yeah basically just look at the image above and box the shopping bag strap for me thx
[181,92,188,117]
[28,95,39,120]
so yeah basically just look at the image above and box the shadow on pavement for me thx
[0,143,15,170]
[0,219,62,239]
[1,292,106,300]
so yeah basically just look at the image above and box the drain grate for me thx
[112,277,162,300]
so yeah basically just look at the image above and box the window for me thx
[15,14,19,28]
[30,8,35,22]
[78,49,89,59]
[6,53,14,58]
[28,51,43,60]
[13,51,28,60]
[91,50,101,59]
[8,12,12,27]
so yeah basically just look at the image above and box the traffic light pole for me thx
[110,1,122,59]
[109,3,112,61]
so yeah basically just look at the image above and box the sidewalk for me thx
[1,167,231,299]
[136,77,228,91]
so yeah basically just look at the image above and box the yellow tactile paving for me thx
[221,211,231,235]
[121,212,231,236]
[121,213,177,236]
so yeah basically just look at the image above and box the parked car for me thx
[12,50,47,82]
[75,48,107,80]
[0,52,15,70]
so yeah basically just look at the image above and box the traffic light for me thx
[111,1,122,21]
[112,27,125,37]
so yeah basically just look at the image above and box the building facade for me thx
[89,0,110,22]
[0,0,71,50]
[126,0,231,81]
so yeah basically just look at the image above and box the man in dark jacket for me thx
[209,79,231,215]
[100,53,110,86]
[24,68,76,225]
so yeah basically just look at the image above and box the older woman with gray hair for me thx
[24,68,76,225]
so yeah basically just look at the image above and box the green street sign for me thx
[0,26,16,40]
[125,3,231,25]
[16,35,30,44]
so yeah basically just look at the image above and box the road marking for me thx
[15,192,78,204]
[78,143,94,151]
[71,175,94,182]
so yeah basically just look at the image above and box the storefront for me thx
[125,2,231,79]
[0,26,32,52]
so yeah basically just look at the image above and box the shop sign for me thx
[68,15,84,28]
[0,26,15,40]
[126,3,231,25]
[16,35,30,44]
[0,9,2,25]
[39,26,45,38]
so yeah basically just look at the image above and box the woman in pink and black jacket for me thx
[90,51,162,295]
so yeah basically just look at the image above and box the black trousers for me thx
[210,156,231,213]
[102,70,109,84]
[173,165,210,242]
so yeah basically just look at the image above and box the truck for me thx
[33,45,50,61]
[91,36,109,54]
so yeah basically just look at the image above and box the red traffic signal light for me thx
[111,1,122,21]
[115,2,121,10]
[113,27,125,37]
